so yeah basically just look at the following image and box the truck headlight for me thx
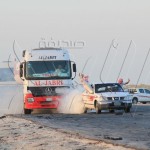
[27,98,34,102]
[99,96,107,101]
[27,90,32,94]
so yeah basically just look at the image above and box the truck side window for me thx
[139,89,144,93]
[145,89,150,94]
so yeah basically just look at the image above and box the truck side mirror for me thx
[20,63,24,78]
[73,64,76,72]
[22,50,26,57]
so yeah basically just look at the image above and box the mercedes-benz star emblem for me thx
[45,87,52,93]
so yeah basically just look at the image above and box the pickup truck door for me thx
[82,92,94,106]
[144,89,150,102]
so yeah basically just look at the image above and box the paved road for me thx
[17,104,150,150]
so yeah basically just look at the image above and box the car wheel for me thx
[24,108,32,114]
[95,103,101,114]
[132,98,138,104]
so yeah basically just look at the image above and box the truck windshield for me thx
[95,83,124,93]
[25,61,71,79]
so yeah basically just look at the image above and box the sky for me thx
[0,0,150,84]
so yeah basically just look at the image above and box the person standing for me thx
[118,78,130,87]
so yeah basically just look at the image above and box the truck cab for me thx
[14,47,76,114]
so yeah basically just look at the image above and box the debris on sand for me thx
[104,135,123,140]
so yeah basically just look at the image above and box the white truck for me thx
[14,47,76,114]
[128,88,150,104]
[79,74,132,113]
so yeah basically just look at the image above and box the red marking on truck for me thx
[34,81,40,86]
[34,80,63,86]
[45,80,63,86]
[89,96,98,101]
[82,94,95,101]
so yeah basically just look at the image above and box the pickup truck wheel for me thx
[132,98,138,104]
[84,108,87,113]
[24,108,32,114]
[95,103,101,114]
[109,109,114,113]
[124,107,130,113]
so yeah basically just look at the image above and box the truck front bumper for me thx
[24,94,61,109]
[97,101,132,110]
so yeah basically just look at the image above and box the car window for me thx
[144,89,150,94]
[97,87,106,92]
[128,89,137,94]
[139,89,144,93]
[95,83,124,93]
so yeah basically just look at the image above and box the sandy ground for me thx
[0,116,135,150]
[0,82,23,116]
[0,83,150,150]
[18,104,150,150]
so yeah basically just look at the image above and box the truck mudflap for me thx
[24,93,61,109]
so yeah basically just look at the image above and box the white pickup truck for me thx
[82,83,132,113]
[79,74,132,113]
[128,88,150,104]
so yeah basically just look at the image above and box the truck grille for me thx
[27,86,68,97]
[107,97,125,100]
[114,97,119,100]
[120,97,125,100]
[107,97,113,100]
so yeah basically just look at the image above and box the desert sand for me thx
[0,116,135,150]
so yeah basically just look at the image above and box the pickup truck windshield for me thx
[25,61,71,80]
[95,83,124,93]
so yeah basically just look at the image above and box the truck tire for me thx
[132,98,138,104]
[124,107,130,113]
[95,102,101,114]
[24,108,32,114]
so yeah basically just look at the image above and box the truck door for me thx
[82,91,89,104]
[144,89,150,102]
[82,91,94,108]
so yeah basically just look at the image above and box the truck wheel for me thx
[124,107,130,113]
[132,98,138,104]
[95,103,101,114]
[24,108,32,114]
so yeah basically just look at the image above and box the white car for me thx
[82,83,132,114]
[128,88,150,104]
